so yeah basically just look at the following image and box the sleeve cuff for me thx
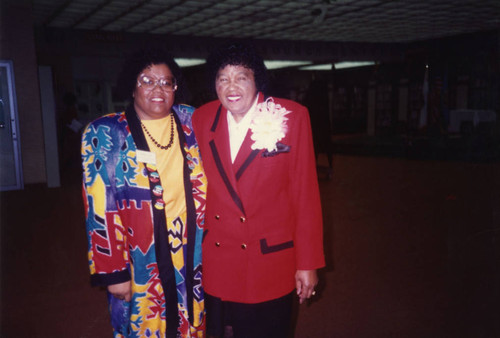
[90,269,131,287]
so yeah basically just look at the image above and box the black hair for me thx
[116,47,185,104]
[206,41,268,95]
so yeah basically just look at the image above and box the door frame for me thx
[0,60,24,191]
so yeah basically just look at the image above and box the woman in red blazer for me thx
[193,43,325,338]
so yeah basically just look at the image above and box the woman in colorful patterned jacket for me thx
[81,48,207,337]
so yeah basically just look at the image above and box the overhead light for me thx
[299,64,333,71]
[174,58,206,68]
[174,59,315,70]
[264,60,313,69]
[334,61,376,69]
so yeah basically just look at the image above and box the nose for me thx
[226,78,238,89]
[151,82,163,92]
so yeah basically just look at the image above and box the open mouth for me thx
[227,95,241,102]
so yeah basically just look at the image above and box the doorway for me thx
[0,60,23,191]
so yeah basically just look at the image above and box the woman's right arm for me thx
[81,118,131,288]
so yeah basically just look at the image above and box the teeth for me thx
[227,96,240,101]
[151,98,164,102]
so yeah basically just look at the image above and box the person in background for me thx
[81,48,207,337]
[304,78,333,180]
[59,92,82,182]
[193,42,325,338]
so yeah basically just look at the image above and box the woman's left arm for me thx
[288,104,325,273]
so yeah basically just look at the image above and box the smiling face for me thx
[215,64,258,121]
[133,63,175,120]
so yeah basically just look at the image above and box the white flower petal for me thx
[250,97,290,151]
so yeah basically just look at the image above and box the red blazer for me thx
[193,93,325,304]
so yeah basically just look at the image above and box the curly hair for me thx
[206,41,268,95]
[116,47,185,104]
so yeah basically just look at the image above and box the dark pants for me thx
[205,292,294,338]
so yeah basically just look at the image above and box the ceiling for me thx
[31,0,500,44]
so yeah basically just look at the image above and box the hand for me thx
[108,281,132,302]
[295,270,318,304]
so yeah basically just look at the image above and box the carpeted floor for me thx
[1,154,499,337]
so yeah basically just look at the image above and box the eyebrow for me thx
[140,74,175,80]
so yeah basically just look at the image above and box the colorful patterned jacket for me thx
[82,104,207,337]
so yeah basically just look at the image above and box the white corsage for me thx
[250,98,290,153]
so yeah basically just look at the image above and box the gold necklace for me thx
[141,113,175,150]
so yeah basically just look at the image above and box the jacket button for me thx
[215,242,220,247]
[241,243,247,249]
[240,216,246,223]
[215,215,220,220]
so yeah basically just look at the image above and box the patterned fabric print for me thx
[82,114,140,277]
[175,104,207,337]
[82,106,207,338]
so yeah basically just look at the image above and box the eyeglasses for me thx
[137,74,177,92]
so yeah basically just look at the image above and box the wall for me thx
[1,0,47,184]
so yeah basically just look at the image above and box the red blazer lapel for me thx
[211,106,233,178]
[233,130,260,182]
[232,92,265,181]
[209,104,246,214]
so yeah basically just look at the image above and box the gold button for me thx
[215,215,220,220]
[241,243,247,249]
[240,216,246,223]
[215,242,220,247]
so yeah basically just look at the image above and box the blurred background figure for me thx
[304,78,333,180]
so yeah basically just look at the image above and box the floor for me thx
[1,154,499,337]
